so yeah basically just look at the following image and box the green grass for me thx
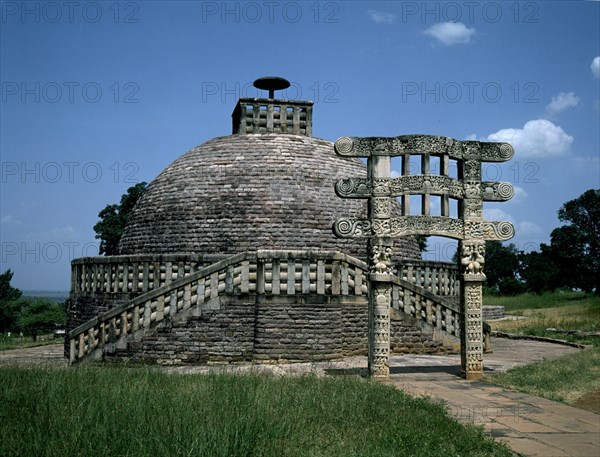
[0,365,512,457]
[485,291,600,411]
[0,334,61,351]
[489,347,600,406]
[485,291,600,346]
[485,290,600,313]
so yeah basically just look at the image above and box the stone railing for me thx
[396,260,459,300]
[391,277,460,338]
[67,250,368,363]
[70,254,225,296]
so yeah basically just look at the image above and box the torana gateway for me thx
[66,77,514,379]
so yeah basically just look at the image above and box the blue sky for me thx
[1,0,599,291]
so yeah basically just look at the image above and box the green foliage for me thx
[15,298,66,340]
[415,235,428,252]
[1,270,66,338]
[94,182,147,255]
[484,241,520,290]
[0,368,512,457]
[0,269,21,303]
[552,189,600,293]
[515,189,599,294]
[0,269,22,333]
[497,277,527,296]
[518,244,560,294]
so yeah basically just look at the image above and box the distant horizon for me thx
[21,290,69,296]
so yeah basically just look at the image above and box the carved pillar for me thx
[459,240,486,379]
[368,153,392,379]
[460,154,486,379]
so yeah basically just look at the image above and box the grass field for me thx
[0,365,512,457]
[0,334,60,351]
[485,291,600,346]
[486,291,600,413]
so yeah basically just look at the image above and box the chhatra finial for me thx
[253,76,290,99]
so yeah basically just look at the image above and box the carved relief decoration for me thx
[483,221,515,240]
[460,242,486,276]
[335,178,371,198]
[333,218,372,238]
[463,160,481,180]
[481,182,515,201]
[335,135,513,163]
[370,244,393,274]
[464,182,481,198]
[371,179,391,196]
[464,200,482,219]
[370,197,391,219]
[389,175,464,198]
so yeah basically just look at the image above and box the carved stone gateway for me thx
[333,135,515,379]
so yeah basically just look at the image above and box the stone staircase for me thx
[66,251,461,364]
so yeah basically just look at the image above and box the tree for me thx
[483,241,520,290]
[519,244,560,294]
[0,269,22,332]
[415,236,428,253]
[549,225,594,292]
[15,298,66,341]
[554,189,600,294]
[94,182,147,255]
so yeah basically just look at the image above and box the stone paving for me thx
[1,338,598,456]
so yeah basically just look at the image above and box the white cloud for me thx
[423,22,475,46]
[545,92,580,116]
[519,221,542,235]
[512,186,529,204]
[367,10,396,24]
[1,215,22,226]
[591,56,600,79]
[483,208,513,222]
[464,133,479,141]
[486,119,573,158]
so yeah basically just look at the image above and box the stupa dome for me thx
[118,79,420,260]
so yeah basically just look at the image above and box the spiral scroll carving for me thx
[499,143,514,160]
[334,136,354,155]
[483,221,515,240]
[497,182,514,200]
[333,219,371,238]
[335,178,355,196]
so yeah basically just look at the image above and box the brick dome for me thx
[118,133,421,260]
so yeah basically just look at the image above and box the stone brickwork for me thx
[117,134,421,261]
[66,250,455,364]
[103,296,448,365]
[482,305,505,320]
